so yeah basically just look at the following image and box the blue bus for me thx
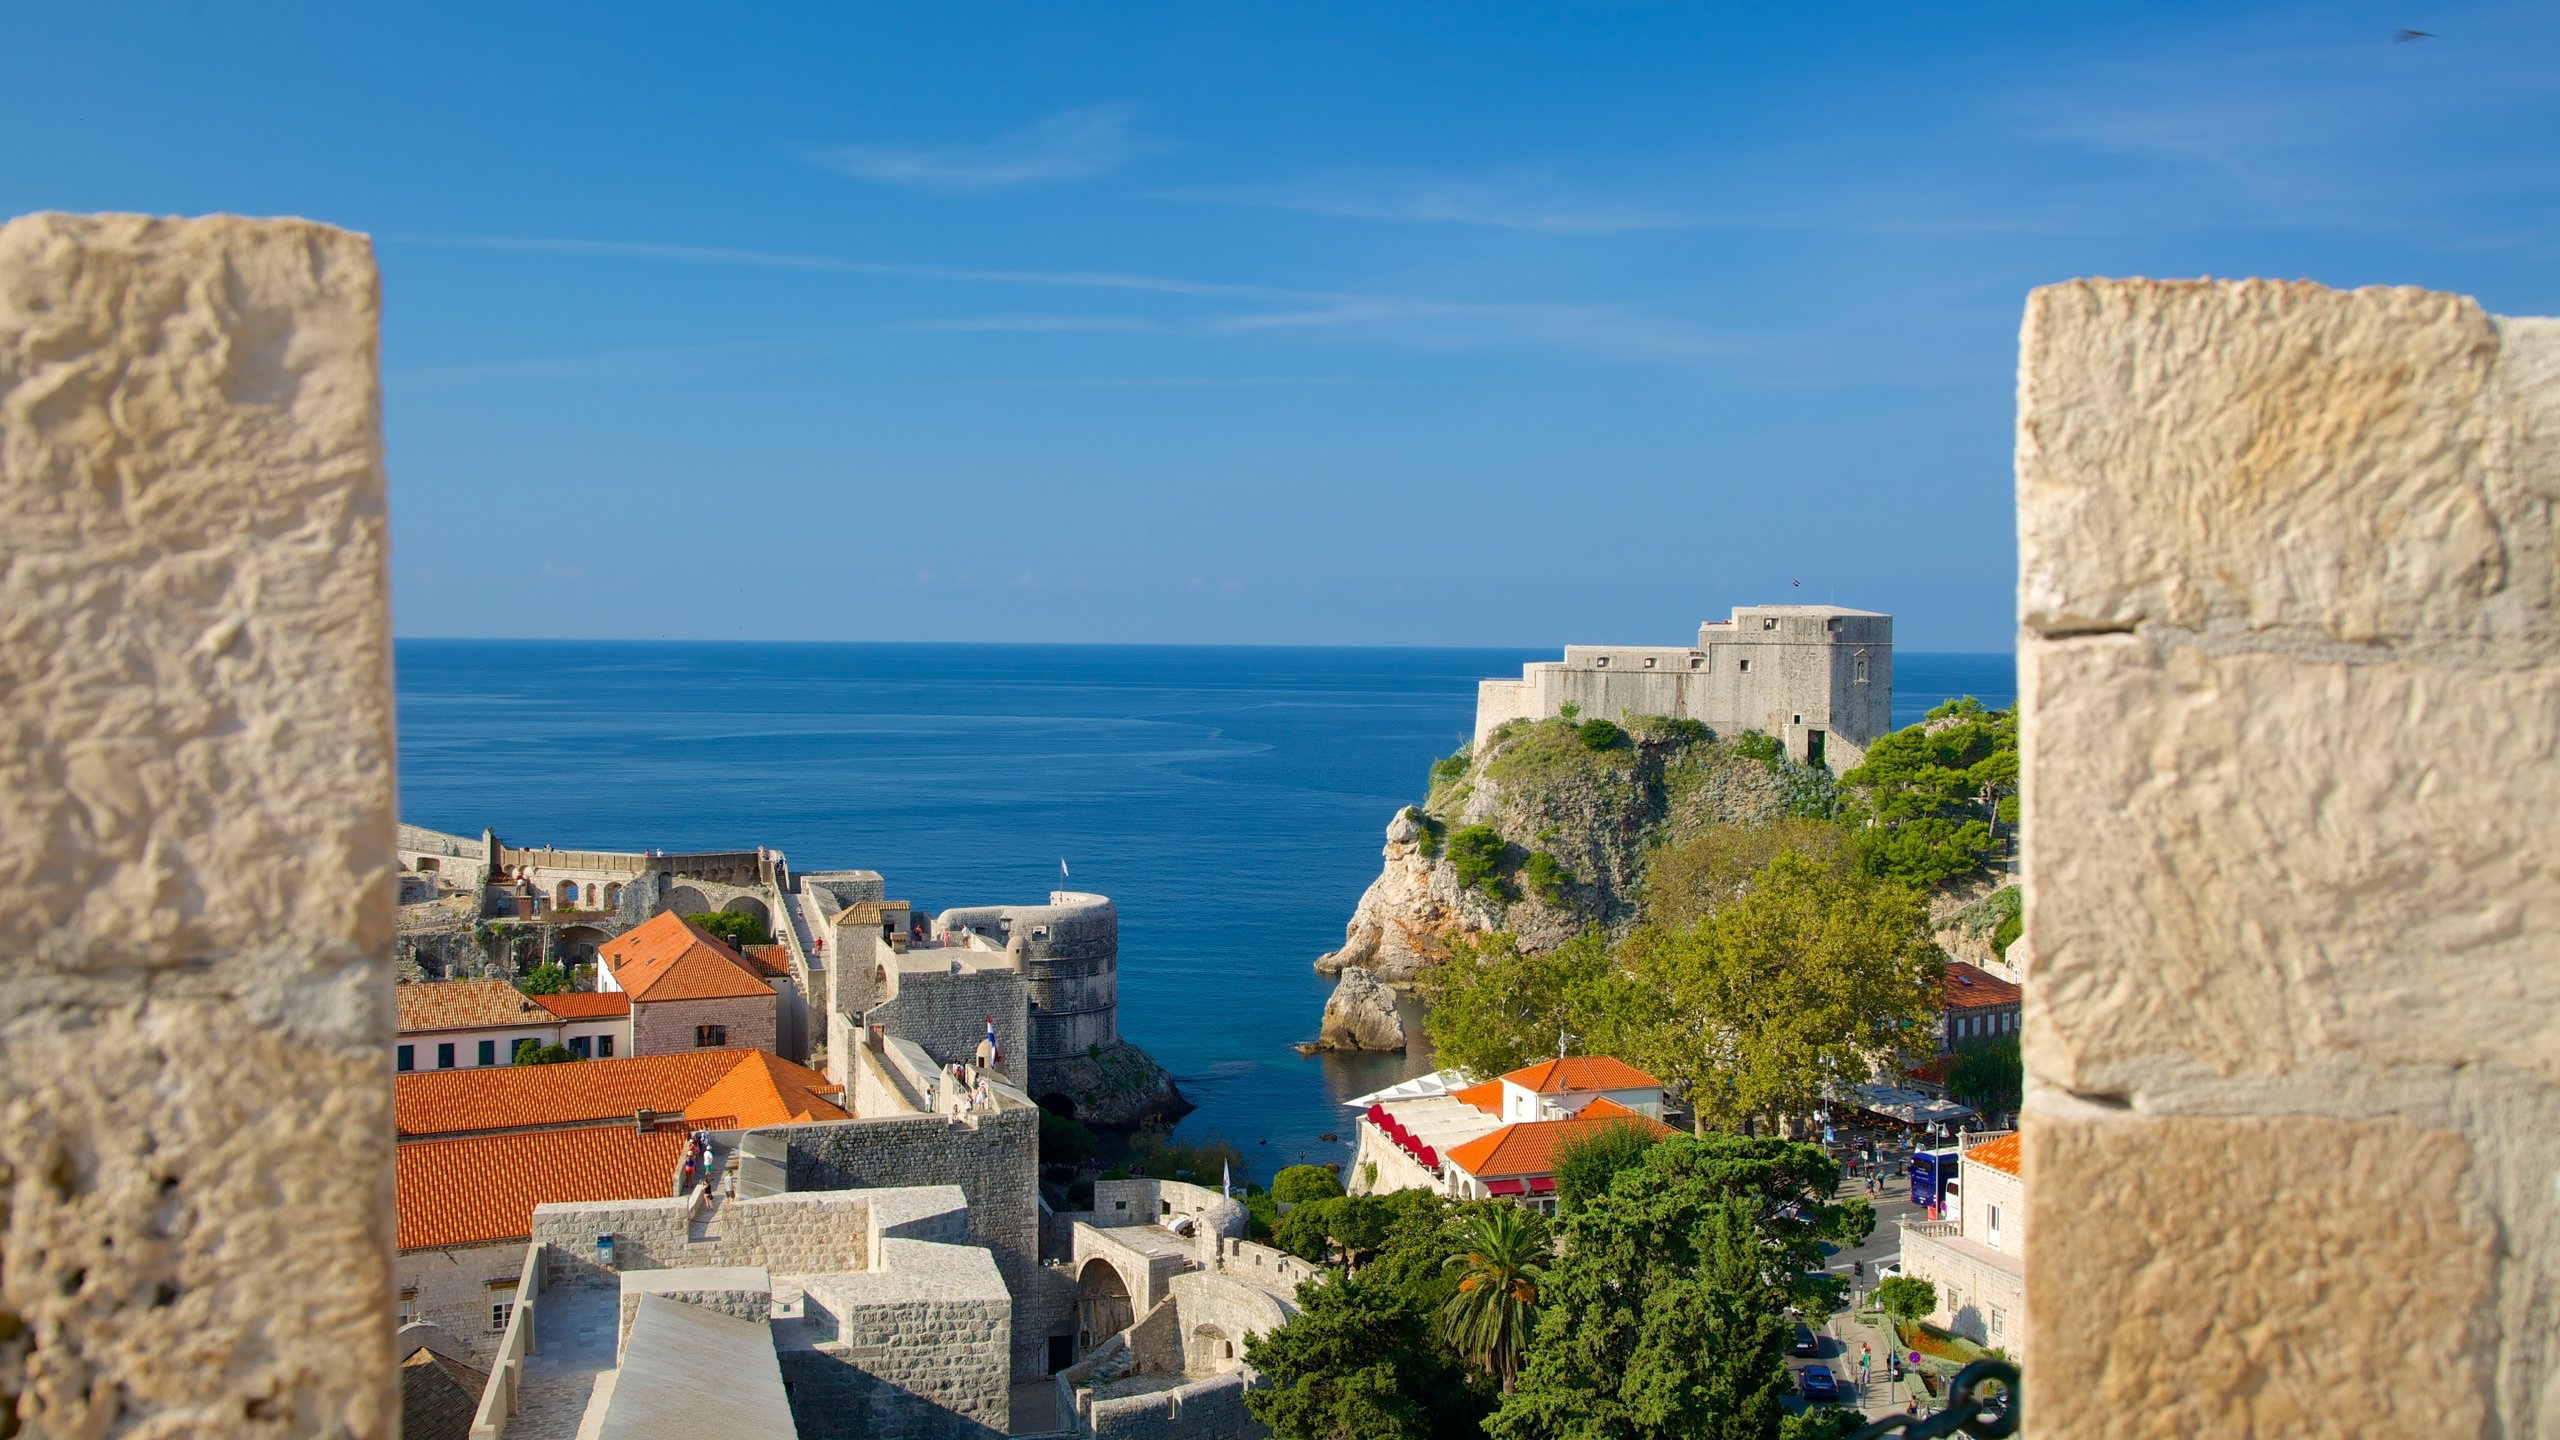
[1910,1147,1959,1212]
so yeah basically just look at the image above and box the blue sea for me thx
[394,642,2014,1179]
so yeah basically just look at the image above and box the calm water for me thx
[394,641,2014,1178]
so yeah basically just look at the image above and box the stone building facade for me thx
[1473,603,1893,768]
[1897,1130,2026,1358]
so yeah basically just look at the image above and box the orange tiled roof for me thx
[395,1050,755,1137]
[1499,1056,1661,1094]
[1444,1107,1676,1180]
[684,1050,849,1129]
[395,1127,688,1249]
[1942,963,2023,1011]
[600,913,776,1003]
[397,979,548,1035]
[740,944,791,979]
[1965,1132,2022,1176]
[1451,1080,1506,1116]
[530,990,630,1021]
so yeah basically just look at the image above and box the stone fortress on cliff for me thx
[1474,602,1894,770]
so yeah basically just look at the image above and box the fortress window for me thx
[1854,650,1870,685]
[1593,656,1609,668]
[1738,659,1751,673]
[1689,657,1704,670]
[1827,617,1841,632]
[1762,617,1779,630]
[1643,656,1656,669]
[695,1025,728,1048]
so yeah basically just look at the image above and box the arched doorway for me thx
[1075,1258,1132,1357]
[1038,1093,1076,1120]
[721,895,771,930]
[556,880,580,909]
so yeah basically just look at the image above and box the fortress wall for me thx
[0,214,398,1437]
[2017,281,2560,1437]
[940,893,1120,1064]
[879,965,1031,1081]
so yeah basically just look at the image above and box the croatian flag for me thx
[984,1017,1001,1066]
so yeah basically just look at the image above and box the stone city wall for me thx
[787,1239,1012,1440]
[394,1240,527,1365]
[2017,280,2560,1437]
[614,1266,773,1352]
[768,1103,1048,1374]
[877,964,1031,1084]
[532,1188,871,1281]
[1348,1119,1443,1198]
[0,213,397,1437]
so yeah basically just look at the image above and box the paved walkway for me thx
[1826,1304,1937,1420]
[510,1279,619,1440]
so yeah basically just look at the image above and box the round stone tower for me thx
[936,891,1119,1064]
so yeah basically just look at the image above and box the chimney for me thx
[635,1107,656,1134]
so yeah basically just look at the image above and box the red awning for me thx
[1527,1176,1558,1195]
[1485,1178,1527,1197]
[1419,1146,1439,1168]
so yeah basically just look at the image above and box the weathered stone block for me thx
[0,214,393,1435]
[2025,1113,2493,1439]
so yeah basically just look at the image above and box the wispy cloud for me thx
[383,234,1755,362]
[810,104,1152,192]
[899,314,1168,334]
[1160,168,1700,234]
[385,340,809,388]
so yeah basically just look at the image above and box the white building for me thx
[1347,1057,1675,1214]
[394,978,632,1072]
[1897,1129,2026,1358]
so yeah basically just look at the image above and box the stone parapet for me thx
[2016,281,2558,1437]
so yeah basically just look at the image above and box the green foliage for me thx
[1244,1270,1488,1440]
[1412,807,1448,860]
[1521,851,1570,905]
[1484,716,1641,790]
[1274,1194,1398,1270]
[516,961,571,996]
[1445,824,1512,900]
[1038,1108,1096,1168]
[1431,749,1473,785]
[1875,1276,1937,1325]
[1732,730,1786,765]
[1420,930,1660,1081]
[1780,1409,1872,1440]
[685,910,771,947]
[1944,1037,2021,1117]
[1640,819,1854,932]
[1838,699,2017,887]
[1273,1164,1346,1206]
[1442,1204,1552,1390]
[1575,718,1631,753]
[1362,1161,1379,1189]
[1558,703,1581,723]
[1990,909,2021,958]
[1548,1120,1662,1216]
[1632,716,1714,747]
[1775,755,1839,818]
[1125,1130,1247,1188]
[512,1039,577,1065]
[1631,853,1945,1133]
[1240,1188,1280,1241]
[1097,1168,1132,1182]
[1488,1134,1856,1440]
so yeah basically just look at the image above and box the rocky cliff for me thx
[1317,717,1818,983]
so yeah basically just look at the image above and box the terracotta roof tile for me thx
[399,1347,490,1440]
[1499,1056,1661,1094]
[1941,963,2023,1011]
[530,990,630,1021]
[740,944,790,979]
[1451,1080,1506,1116]
[397,979,549,1035]
[1965,1132,2022,1176]
[1444,1108,1675,1180]
[395,1050,753,1138]
[682,1051,849,1129]
[395,1127,688,1249]
[601,913,776,1003]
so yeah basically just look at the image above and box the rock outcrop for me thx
[1314,966,1407,1051]
[1317,717,1805,983]
[1032,1039,1190,1129]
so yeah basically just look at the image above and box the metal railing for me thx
[1845,1359,2017,1438]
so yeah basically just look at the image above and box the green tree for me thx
[1549,1119,1663,1216]
[1943,1037,2021,1117]
[1630,853,1943,1134]
[1639,819,1855,932]
[1275,1195,1399,1273]
[1838,699,2017,886]
[516,960,570,996]
[1575,718,1631,753]
[1874,1276,1937,1330]
[1489,1133,1858,1440]
[1445,824,1512,900]
[1244,1272,1487,1440]
[685,910,771,947]
[512,1039,576,1065]
[1273,1164,1346,1206]
[1441,1203,1552,1391]
[1038,1108,1096,1168]
[1521,851,1571,905]
[1420,930,1660,1081]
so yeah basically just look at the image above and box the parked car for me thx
[1800,1365,1841,1402]
[1790,1324,1821,1357]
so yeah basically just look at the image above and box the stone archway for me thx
[662,885,712,917]
[1188,1322,1235,1375]
[721,894,771,930]
[1075,1257,1133,1357]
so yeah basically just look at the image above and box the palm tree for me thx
[1441,1204,1551,1391]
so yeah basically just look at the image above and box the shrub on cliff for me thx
[1732,730,1786,765]
[1574,718,1631,753]
[1521,851,1570,905]
[1445,824,1511,900]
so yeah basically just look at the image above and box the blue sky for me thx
[6,3,2553,649]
